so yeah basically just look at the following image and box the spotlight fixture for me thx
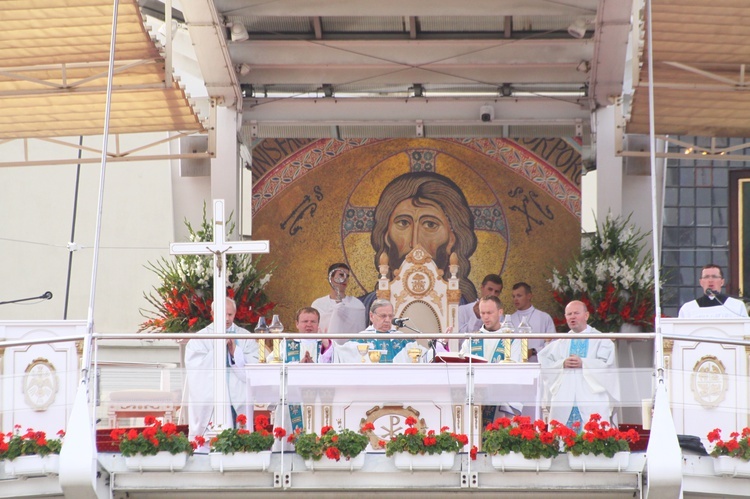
[567,18,589,39]
[412,83,424,98]
[230,22,249,42]
[500,83,512,97]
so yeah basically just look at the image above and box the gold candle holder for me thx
[271,338,282,363]
[258,340,266,363]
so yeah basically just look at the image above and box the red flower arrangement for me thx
[481,415,560,459]
[139,204,275,333]
[549,214,658,332]
[209,413,286,454]
[385,416,469,456]
[553,413,640,458]
[707,427,750,460]
[289,422,373,462]
[111,416,197,457]
[0,425,64,461]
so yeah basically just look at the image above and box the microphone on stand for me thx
[392,317,410,328]
[42,291,53,300]
[705,288,747,317]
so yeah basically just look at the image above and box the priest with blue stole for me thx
[330,300,444,363]
[459,295,523,363]
[459,295,522,424]
[538,300,619,429]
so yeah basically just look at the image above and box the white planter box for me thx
[304,453,365,471]
[568,451,630,471]
[393,452,456,471]
[209,451,272,472]
[714,456,750,477]
[4,454,60,476]
[125,451,188,472]
[491,451,552,471]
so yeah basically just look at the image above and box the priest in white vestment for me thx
[459,295,522,422]
[185,298,258,444]
[678,264,748,319]
[328,299,445,363]
[311,263,366,340]
[509,282,556,362]
[538,300,619,429]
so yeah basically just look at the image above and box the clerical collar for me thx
[696,294,725,308]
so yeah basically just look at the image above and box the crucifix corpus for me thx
[170,199,269,432]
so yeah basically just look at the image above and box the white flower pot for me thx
[304,453,365,471]
[4,454,60,476]
[567,451,630,471]
[125,451,188,472]
[714,456,750,477]
[393,452,456,471]
[491,451,552,471]
[209,451,272,472]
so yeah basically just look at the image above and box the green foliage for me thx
[290,422,372,461]
[482,416,560,459]
[0,426,64,461]
[139,202,275,333]
[110,417,195,457]
[708,427,750,461]
[549,213,660,332]
[209,413,285,454]
[384,416,469,457]
[553,414,639,458]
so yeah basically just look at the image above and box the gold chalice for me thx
[357,343,370,363]
[368,350,382,363]
[407,348,422,363]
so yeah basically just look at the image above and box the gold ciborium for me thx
[368,350,382,363]
[407,348,422,363]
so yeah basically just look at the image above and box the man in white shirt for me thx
[457,274,503,333]
[311,263,366,336]
[538,300,619,429]
[678,264,748,319]
[509,282,556,362]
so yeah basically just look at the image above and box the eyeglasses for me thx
[700,274,723,280]
[374,313,395,320]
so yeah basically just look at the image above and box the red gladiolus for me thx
[470,445,478,460]
[144,415,157,426]
[274,427,287,438]
[127,429,139,440]
[236,414,248,426]
[404,427,418,436]
[404,416,417,427]
[361,422,375,432]
[321,425,334,435]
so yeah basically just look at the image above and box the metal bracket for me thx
[461,471,478,488]
[274,471,291,488]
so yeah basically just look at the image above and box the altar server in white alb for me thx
[311,263,366,338]
[457,274,503,333]
[185,297,258,445]
[538,300,619,429]
[509,282,556,362]
[678,264,749,319]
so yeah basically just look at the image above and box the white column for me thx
[595,105,623,220]
[211,105,241,225]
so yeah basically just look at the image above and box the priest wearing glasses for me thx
[678,264,748,319]
[330,299,447,363]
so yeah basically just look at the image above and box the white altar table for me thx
[245,363,541,448]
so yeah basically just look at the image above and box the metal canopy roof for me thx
[0,0,202,140]
[174,0,632,146]
[627,0,750,138]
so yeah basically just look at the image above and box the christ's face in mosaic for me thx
[387,198,456,263]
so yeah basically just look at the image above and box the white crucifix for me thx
[171,199,269,434]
